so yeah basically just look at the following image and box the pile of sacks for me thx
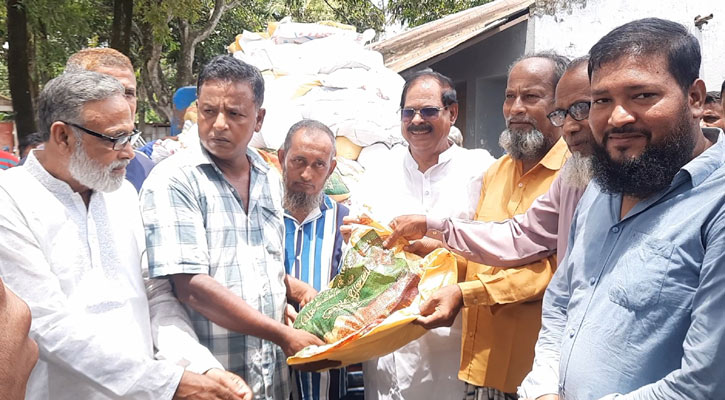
[227,18,409,203]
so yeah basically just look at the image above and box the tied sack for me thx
[288,219,457,369]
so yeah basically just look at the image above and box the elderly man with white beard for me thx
[0,71,251,400]
[381,53,570,400]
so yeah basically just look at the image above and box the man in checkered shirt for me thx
[140,55,324,400]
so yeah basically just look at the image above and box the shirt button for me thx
[589,278,597,286]
[471,298,478,305]
[569,328,576,338]
[424,191,430,195]
[517,182,524,188]
[611,226,620,233]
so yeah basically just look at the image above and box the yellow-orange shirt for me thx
[457,138,569,393]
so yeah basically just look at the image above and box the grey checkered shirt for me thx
[141,145,289,400]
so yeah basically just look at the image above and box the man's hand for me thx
[284,304,298,327]
[279,327,326,357]
[285,275,317,308]
[403,237,445,257]
[340,215,363,243]
[204,369,253,400]
[174,370,243,400]
[414,284,464,330]
[383,215,428,249]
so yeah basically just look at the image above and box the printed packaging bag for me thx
[288,219,457,369]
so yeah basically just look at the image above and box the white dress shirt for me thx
[0,152,218,400]
[355,144,495,400]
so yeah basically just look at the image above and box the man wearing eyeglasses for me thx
[0,71,251,400]
[66,47,155,193]
[351,70,495,400]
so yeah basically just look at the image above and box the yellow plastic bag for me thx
[287,220,457,369]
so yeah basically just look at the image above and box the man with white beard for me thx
[0,71,250,400]
[381,53,570,400]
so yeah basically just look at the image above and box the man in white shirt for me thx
[350,70,495,400]
[0,71,250,400]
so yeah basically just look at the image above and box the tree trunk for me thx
[6,0,38,140]
[110,0,133,56]
[175,20,196,88]
[138,21,172,122]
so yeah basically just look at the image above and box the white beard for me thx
[68,141,128,193]
[498,127,548,160]
[560,152,593,189]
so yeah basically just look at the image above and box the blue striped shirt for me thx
[284,195,349,400]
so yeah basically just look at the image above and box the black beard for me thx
[591,110,695,199]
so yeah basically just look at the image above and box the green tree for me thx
[388,0,492,27]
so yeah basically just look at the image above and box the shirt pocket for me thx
[608,231,674,311]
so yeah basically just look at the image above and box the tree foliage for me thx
[389,0,492,27]
[3,0,488,138]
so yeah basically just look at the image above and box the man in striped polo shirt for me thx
[279,119,349,400]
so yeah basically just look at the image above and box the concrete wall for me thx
[429,20,528,156]
[528,0,725,92]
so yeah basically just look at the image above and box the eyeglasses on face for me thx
[62,121,141,151]
[547,101,591,127]
[400,106,447,122]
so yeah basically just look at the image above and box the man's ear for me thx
[49,122,75,155]
[255,107,266,132]
[447,103,459,125]
[688,79,707,119]
[277,148,286,163]
[327,157,337,180]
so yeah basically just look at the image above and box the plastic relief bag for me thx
[288,219,457,369]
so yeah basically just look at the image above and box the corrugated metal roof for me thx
[371,0,534,72]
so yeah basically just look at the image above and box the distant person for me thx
[279,119,350,400]
[66,47,155,192]
[18,131,46,162]
[702,91,724,130]
[0,149,19,170]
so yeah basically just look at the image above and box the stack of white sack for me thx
[228,18,406,151]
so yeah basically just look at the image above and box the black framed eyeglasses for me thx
[401,106,447,123]
[62,121,141,151]
[547,101,591,127]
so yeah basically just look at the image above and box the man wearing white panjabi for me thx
[350,70,494,400]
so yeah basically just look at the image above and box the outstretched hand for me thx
[383,215,428,249]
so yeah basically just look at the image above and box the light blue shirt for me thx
[535,132,725,400]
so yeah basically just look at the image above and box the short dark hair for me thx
[720,80,725,98]
[282,119,336,160]
[197,55,265,108]
[588,18,700,94]
[705,91,721,104]
[509,51,570,89]
[19,131,45,156]
[400,69,457,109]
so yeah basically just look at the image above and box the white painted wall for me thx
[528,0,725,92]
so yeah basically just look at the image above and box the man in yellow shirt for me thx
[412,53,570,400]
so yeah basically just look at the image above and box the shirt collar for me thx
[403,143,461,173]
[23,150,90,199]
[196,143,271,177]
[680,130,725,188]
[538,137,570,171]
